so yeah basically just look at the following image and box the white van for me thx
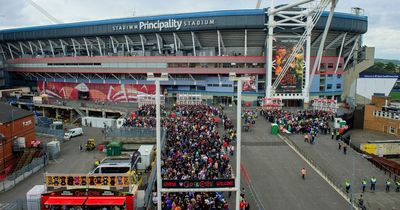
[64,128,83,140]
[90,152,141,174]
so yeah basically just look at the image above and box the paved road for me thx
[225,107,349,210]
[283,125,400,209]
[0,127,106,202]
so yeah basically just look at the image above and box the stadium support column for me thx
[303,15,312,107]
[266,0,275,98]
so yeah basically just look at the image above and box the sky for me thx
[0,0,398,60]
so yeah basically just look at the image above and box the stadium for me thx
[0,6,372,106]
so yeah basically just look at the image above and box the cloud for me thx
[0,0,398,59]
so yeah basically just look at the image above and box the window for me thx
[221,84,232,87]
[338,63,343,68]
[327,74,333,78]
[336,84,342,89]
[327,84,332,90]
[389,126,396,134]
[337,74,342,79]
[328,63,334,68]
[319,85,325,91]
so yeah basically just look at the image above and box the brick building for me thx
[364,96,400,137]
[0,103,35,175]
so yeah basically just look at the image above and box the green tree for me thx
[375,62,385,69]
[384,62,396,73]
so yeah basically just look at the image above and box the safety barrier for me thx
[0,156,47,193]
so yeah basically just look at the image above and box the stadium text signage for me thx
[112,18,215,32]
[162,179,235,188]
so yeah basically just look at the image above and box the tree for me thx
[384,62,396,73]
[375,62,385,69]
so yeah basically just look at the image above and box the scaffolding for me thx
[176,94,202,105]
[261,97,283,110]
[312,98,337,113]
[138,94,165,107]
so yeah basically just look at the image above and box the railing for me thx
[373,110,400,121]
[0,156,46,192]
[35,126,64,141]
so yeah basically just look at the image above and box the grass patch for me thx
[390,92,400,100]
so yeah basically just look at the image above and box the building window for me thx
[319,85,325,91]
[389,126,396,134]
[221,84,232,87]
[337,74,342,79]
[327,74,333,78]
[327,84,332,90]
[336,84,342,89]
[328,63,334,68]
[338,63,343,68]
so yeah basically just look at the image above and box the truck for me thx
[63,128,83,140]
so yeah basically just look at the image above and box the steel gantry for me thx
[265,0,338,105]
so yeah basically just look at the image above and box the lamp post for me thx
[229,73,250,210]
[147,72,168,210]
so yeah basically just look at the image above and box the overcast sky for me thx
[0,0,398,60]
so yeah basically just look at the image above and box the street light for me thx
[229,72,250,210]
[147,72,168,210]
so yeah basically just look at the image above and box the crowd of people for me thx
[162,104,235,180]
[261,109,334,136]
[155,192,230,210]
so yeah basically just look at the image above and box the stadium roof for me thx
[0,9,367,34]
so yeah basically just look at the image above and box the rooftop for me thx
[0,103,33,124]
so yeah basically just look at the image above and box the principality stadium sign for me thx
[112,18,215,32]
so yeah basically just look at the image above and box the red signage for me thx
[162,179,235,188]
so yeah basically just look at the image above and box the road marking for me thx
[241,163,266,210]
[278,134,358,209]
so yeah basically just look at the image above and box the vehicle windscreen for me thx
[101,167,130,173]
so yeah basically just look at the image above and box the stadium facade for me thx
[0,8,372,106]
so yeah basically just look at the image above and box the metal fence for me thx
[0,156,46,193]
[35,126,64,141]
[108,127,165,139]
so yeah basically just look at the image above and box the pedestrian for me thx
[331,131,334,140]
[338,141,342,150]
[370,177,376,191]
[361,178,367,193]
[343,143,347,155]
[240,200,246,210]
[386,179,391,192]
[79,145,83,151]
[240,187,245,199]
[345,180,351,193]
[245,200,250,210]
[304,134,309,143]
[301,167,306,180]
[311,134,315,144]
[396,180,400,192]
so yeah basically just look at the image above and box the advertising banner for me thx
[242,75,258,92]
[273,37,305,93]
[162,179,235,188]
[45,174,132,189]
[37,81,155,102]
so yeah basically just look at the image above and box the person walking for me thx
[338,140,342,150]
[386,179,391,192]
[304,134,309,143]
[343,143,347,155]
[395,180,400,192]
[361,178,367,193]
[240,187,246,199]
[370,177,377,192]
[331,130,335,140]
[345,180,351,193]
[301,168,307,180]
